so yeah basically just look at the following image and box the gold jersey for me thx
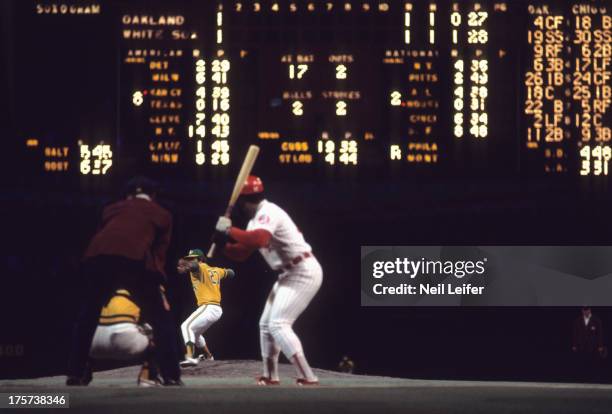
[98,289,140,325]
[190,263,229,306]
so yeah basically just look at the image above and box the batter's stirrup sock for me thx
[291,352,318,382]
[264,357,280,381]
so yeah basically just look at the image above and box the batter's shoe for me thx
[180,357,200,368]
[198,354,215,361]
[296,378,319,386]
[256,376,280,386]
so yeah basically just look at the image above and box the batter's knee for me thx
[268,320,290,337]
[259,317,271,332]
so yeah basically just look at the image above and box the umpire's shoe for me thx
[162,379,185,386]
[66,364,92,386]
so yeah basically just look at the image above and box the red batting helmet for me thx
[241,175,264,195]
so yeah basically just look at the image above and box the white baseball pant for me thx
[181,304,223,348]
[90,323,149,360]
[259,257,322,379]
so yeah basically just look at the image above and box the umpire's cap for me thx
[125,176,159,197]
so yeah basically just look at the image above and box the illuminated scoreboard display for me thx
[12,0,612,182]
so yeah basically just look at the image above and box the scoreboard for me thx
[10,0,612,184]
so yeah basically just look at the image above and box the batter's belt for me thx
[279,252,313,272]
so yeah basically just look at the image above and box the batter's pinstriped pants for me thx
[259,257,323,359]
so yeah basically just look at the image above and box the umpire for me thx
[66,177,181,386]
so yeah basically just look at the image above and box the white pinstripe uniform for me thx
[249,200,323,382]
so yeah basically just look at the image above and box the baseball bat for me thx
[207,145,260,258]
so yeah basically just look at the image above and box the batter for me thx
[216,175,323,386]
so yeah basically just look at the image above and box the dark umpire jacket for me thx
[84,196,172,277]
[572,314,604,354]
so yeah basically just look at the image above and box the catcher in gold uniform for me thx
[90,288,170,386]
[177,249,235,367]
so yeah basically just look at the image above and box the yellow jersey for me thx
[98,289,140,325]
[190,263,229,306]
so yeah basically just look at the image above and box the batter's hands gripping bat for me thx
[207,145,260,258]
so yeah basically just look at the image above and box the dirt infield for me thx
[0,360,406,387]
[1,360,612,414]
